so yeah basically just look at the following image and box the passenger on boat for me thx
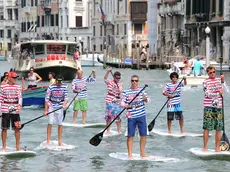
[73,48,80,62]
[25,67,42,88]
[1,72,8,85]
[49,72,56,84]
[192,58,204,76]
[182,57,192,75]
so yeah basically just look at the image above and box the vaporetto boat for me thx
[11,40,81,80]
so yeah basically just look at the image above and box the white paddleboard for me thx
[109,152,180,162]
[151,129,206,138]
[62,122,106,128]
[103,130,122,138]
[0,147,36,158]
[189,147,230,159]
[35,140,76,151]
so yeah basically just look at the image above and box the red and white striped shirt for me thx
[0,83,22,114]
[203,78,222,108]
[105,80,123,104]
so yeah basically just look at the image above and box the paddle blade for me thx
[89,132,104,146]
[62,110,67,122]
[220,132,230,151]
[19,124,25,130]
[148,119,155,132]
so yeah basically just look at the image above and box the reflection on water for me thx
[125,161,149,172]
[0,157,21,172]
[90,156,105,171]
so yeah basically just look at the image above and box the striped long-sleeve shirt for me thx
[0,83,22,114]
[163,82,184,105]
[45,84,68,108]
[203,78,222,108]
[121,88,149,119]
[72,76,96,99]
[105,80,123,104]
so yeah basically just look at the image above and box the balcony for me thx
[106,15,115,25]
[164,0,177,5]
[43,2,51,14]
[24,5,31,14]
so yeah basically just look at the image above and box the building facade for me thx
[91,0,148,59]
[0,0,19,55]
[185,0,230,63]
[157,0,185,62]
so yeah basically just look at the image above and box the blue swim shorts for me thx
[127,115,147,137]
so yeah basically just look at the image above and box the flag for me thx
[98,5,105,25]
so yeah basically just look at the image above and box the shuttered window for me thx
[37,16,40,27]
[42,16,44,27]
[51,15,54,26]
[76,16,82,27]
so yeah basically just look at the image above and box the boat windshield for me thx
[47,44,66,54]
[34,44,45,55]
[67,44,77,56]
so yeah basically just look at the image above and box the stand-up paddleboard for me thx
[189,147,230,159]
[0,147,36,158]
[103,130,122,138]
[62,122,106,128]
[151,129,207,138]
[109,152,180,162]
[35,140,76,151]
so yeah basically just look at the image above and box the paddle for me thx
[89,84,148,146]
[62,72,93,121]
[148,78,184,132]
[19,107,63,130]
[219,57,230,151]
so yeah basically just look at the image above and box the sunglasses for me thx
[12,77,18,79]
[208,71,216,74]
[131,79,139,82]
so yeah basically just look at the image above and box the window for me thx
[7,9,12,20]
[0,30,4,38]
[14,9,18,20]
[100,44,103,51]
[8,43,12,51]
[93,26,95,36]
[51,15,54,26]
[31,0,34,6]
[117,24,119,35]
[56,14,59,26]
[7,30,11,38]
[67,15,69,28]
[61,16,63,28]
[93,45,96,51]
[117,0,119,15]
[67,44,77,56]
[66,37,68,40]
[35,0,38,6]
[124,24,127,35]
[125,0,128,14]
[134,24,142,34]
[100,25,102,36]
[76,0,82,1]
[76,16,82,27]
[34,44,45,55]
[42,16,44,27]
[47,44,66,54]
[0,15,3,20]
[37,16,40,27]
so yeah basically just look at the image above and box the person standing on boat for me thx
[48,72,56,84]
[202,66,224,152]
[0,72,22,151]
[1,72,8,85]
[73,47,80,62]
[44,75,68,146]
[192,57,204,76]
[72,69,96,124]
[104,68,123,135]
[162,72,187,134]
[25,67,42,88]
[121,75,150,159]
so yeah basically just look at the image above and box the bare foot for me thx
[128,154,132,160]
[140,153,149,158]
[1,147,6,152]
[168,130,172,134]
[202,148,208,152]
[215,148,221,152]
[72,120,76,124]
[45,141,50,146]
[181,130,184,134]
[58,142,64,146]
[16,147,23,151]
[82,122,86,125]
[106,131,110,136]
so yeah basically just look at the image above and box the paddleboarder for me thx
[0,72,23,151]
[44,75,68,146]
[25,67,42,88]
[72,69,96,124]
[104,68,123,135]
[202,66,224,152]
[162,72,187,134]
[121,75,150,159]
[1,72,8,85]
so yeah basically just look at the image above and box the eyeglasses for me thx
[131,79,139,82]
[208,71,216,74]
[12,77,17,79]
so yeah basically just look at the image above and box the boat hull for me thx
[22,87,47,107]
